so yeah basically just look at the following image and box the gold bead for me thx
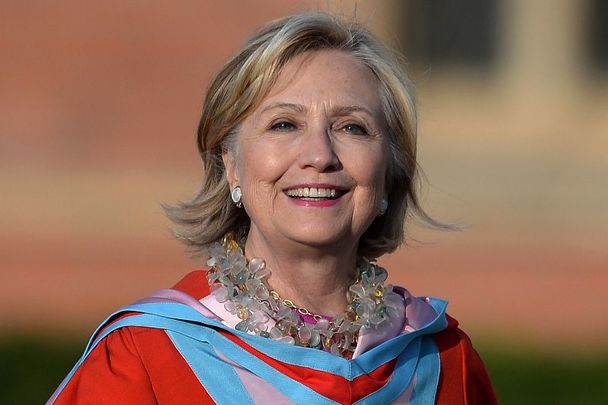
[374,286,384,298]
[237,307,249,320]
[227,239,239,253]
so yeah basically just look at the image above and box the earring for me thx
[231,186,242,208]
[378,198,388,215]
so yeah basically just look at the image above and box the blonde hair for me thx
[166,12,439,259]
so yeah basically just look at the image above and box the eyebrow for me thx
[259,102,306,115]
[332,105,375,117]
[259,102,375,117]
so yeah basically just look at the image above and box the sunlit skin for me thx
[223,50,389,315]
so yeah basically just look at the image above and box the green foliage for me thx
[1,334,607,404]
[477,344,608,405]
[0,334,83,404]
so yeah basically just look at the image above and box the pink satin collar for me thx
[200,286,437,359]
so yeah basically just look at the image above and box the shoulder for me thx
[51,326,161,403]
[50,271,215,404]
[171,269,210,298]
[433,315,498,405]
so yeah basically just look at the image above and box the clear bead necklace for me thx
[205,234,401,358]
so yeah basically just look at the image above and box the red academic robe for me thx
[50,271,497,404]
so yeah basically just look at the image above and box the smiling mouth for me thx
[285,187,344,199]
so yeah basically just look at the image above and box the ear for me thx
[222,148,238,187]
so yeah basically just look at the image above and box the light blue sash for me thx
[50,295,448,404]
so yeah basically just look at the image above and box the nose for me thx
[297,125,340,172]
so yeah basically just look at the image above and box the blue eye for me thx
[343,123,367,135]
[271,121,296,131]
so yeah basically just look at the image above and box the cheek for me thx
[355,146,388,192]
[236,141,289,210]
[238,153,284,187]
[350,150,388,223]
[237,137,292,181]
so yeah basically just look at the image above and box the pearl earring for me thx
[378,198,388,215]
[231,186,242,208]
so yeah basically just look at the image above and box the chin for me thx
[282,228,354,250]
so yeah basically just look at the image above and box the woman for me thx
[50,12,496,404]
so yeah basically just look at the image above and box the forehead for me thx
[258,49,383,112]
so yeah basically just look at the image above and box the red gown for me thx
[50,271,497,404]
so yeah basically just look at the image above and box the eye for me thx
[270,121,296,132]
[342,123,368,136]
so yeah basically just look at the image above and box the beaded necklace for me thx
[205,235,401,358]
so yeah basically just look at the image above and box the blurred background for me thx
[1,1,607,403]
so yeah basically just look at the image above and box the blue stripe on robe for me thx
[51,297,448,404]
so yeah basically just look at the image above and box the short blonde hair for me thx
[166,12,438,259]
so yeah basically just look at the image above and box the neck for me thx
[244,229,358,317]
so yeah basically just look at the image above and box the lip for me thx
[291,198,341,207]
[283,183,347,207]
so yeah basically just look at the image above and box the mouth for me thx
[284,186,345,200]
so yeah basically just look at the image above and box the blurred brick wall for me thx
[1,1,606,349]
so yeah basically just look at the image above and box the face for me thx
[223,50,389,253]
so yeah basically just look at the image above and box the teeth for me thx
[286,187,339,198]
